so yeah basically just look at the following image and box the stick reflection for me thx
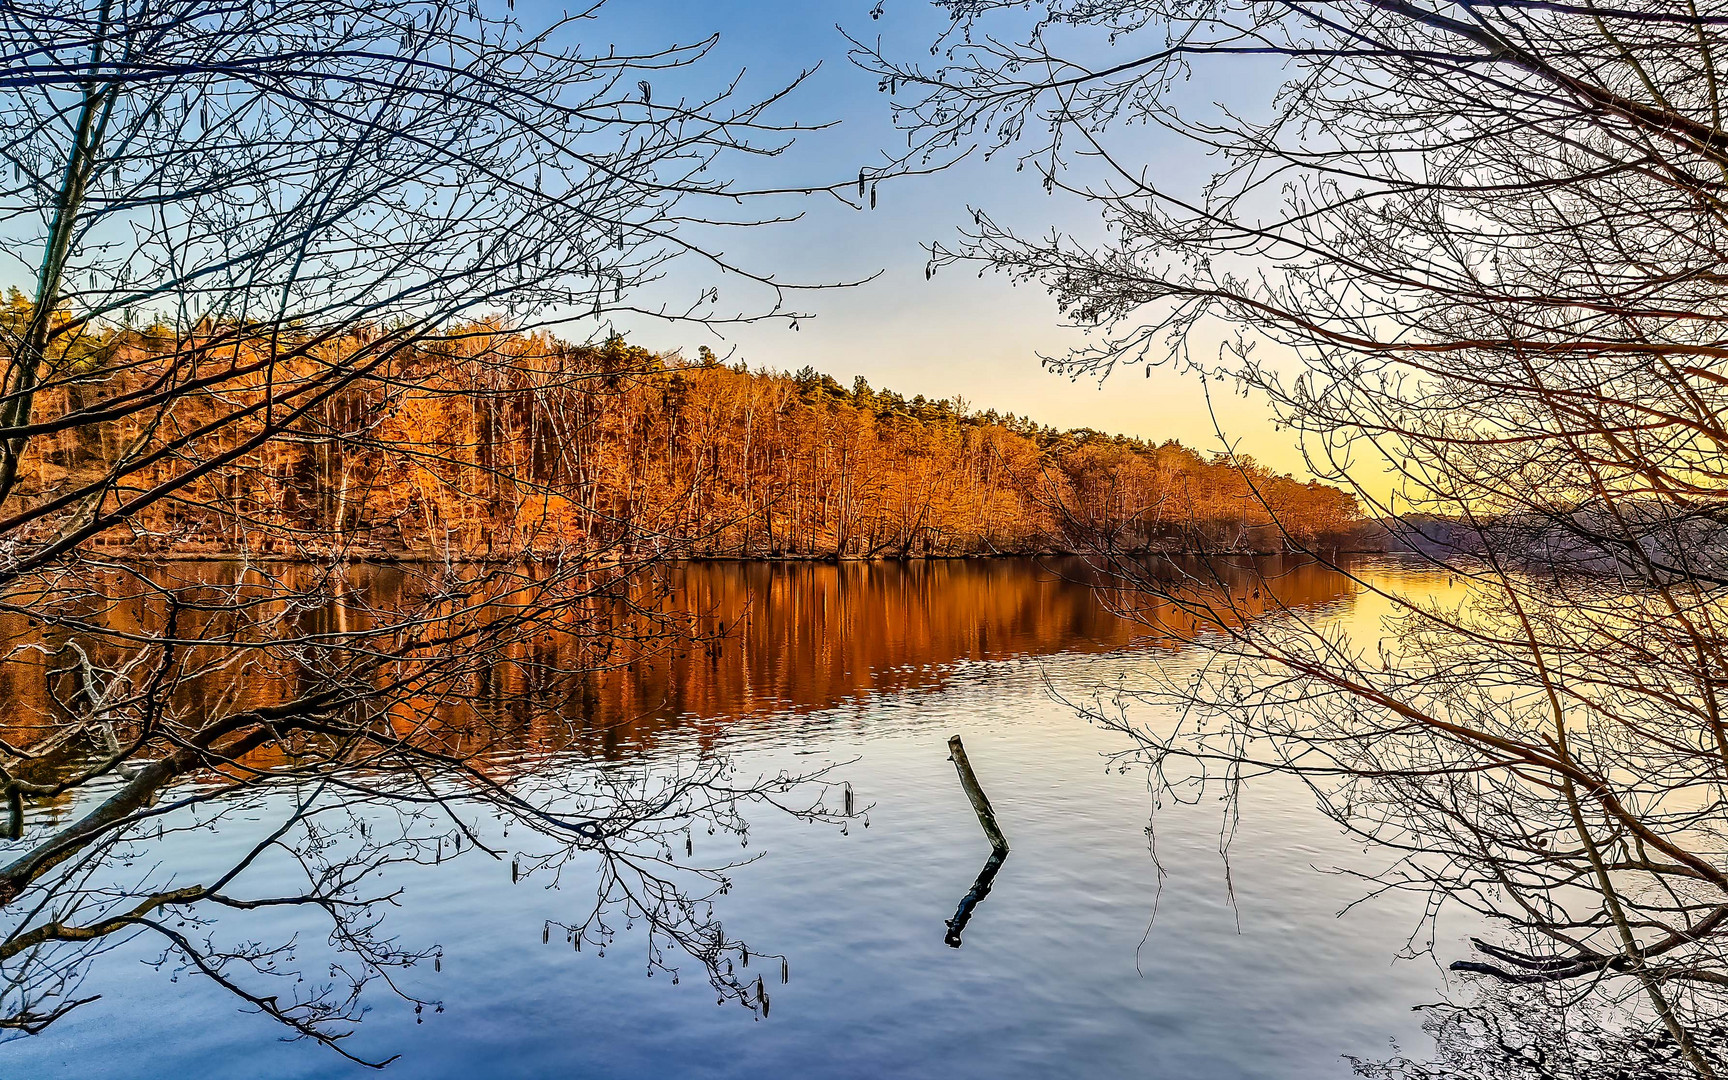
[944,847,1009,948]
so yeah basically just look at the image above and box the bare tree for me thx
[0,0,864,1060]
[860,3,1728,1076]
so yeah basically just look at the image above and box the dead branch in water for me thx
[944,735,1009,946]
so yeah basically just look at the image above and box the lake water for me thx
[3,556,1480,1079]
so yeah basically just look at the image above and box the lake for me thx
[2,555,1479,1079]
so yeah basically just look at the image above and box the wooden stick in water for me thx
[944,735,1009,947]
[948,735,1008,854]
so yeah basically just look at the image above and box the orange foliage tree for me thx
[15,314,1361,562]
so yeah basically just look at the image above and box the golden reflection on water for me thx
[0,555,1373,769]
[585,556,1365,740]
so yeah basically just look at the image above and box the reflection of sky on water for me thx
[4,558,1478,1079]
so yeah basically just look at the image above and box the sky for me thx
[526,0,1332,482]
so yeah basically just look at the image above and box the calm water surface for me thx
[6,557,1476,1079]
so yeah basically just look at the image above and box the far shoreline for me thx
[68,546,1395,567]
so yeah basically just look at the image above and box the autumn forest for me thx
[8,296,1363,564]
[30,3,1727,1076]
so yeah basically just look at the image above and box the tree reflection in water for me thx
[1357,988,1728,1080]
[0,555,1365,1064]
[0,560,866,1063]
[1068,552,1728,1080]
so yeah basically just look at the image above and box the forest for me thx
[20,4,1728,1075]
[6,296,1363,563]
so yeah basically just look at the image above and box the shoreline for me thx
[79,546,1395,566]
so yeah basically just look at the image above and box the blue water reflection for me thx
[6,558,1471,1079]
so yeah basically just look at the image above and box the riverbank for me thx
[79,543,1392,566]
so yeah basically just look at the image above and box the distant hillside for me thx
[10,309,1364,560]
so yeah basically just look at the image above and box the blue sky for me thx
[529,0,1311,477]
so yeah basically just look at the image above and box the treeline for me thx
[9,301,1362,560]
